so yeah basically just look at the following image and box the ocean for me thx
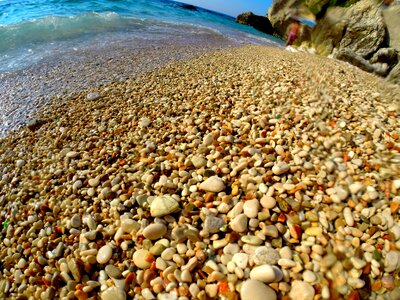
[0,0,281,71]
[0,0,282,136]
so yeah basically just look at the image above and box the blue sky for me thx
[179,0,272,17]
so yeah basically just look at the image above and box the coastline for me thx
[0,45,399,299]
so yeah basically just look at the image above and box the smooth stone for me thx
[343,207,354,227]
[230,214,248,233]
[101,286,126,300]
[16,160,25,168]
[240,279,277,300]
[70,214,81,228]
[17,258,27,269]
[243,199,259,218]
[88,178,100,187]
[232,253,249,269]
[97,245,113,264]
[272,162,290,175]
[66,151,79,158]
[121,218,140,233]
[105,265,121,278]
[72,180,82,190]
[191,156,207,168]
[303,270,317,283]
[143,223,167,240]
[241,235,263,246]
[385,250,400,273]
[133,249,152,269]
[150,195,180,217]
[289,281,315,300]
[204,215,224,234]
[250,264,282,283]
[260,195,276,209]
[199,176,226,193]
[87,92,101,101]
[139,117,151,128]
[253,246,280,265]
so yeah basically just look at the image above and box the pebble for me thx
[150,195,179,217]
[143,223,167,240]
[289,281,315,300]
[343,207,354,227]
[87,92,101,101]
[199,176,226,193]
[240,279,277,300]
[101,286,126,300]
[243,199,259,218]
[139,117,151,128]
[16,159,25,168]
[385,250,400,273]
[260,195,276,209]
[88,178,100,187]
[105,265,121,278]
[70,214,81,228]
[250,264,281,283]
[253,246,280,265]
[230,214,248,233]
[272,162,290,175]
[204,215,224,234]
[133,249,152,269]
[303,270,317,283]
[191,156,207,168]
[97,245,113,264]
[232,253,249,269]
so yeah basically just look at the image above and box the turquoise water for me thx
[0,0,282,71]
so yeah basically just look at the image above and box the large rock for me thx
[383,5,400,51]
[236,12,275,35]
[338,0,386,58]
[370,47,399,68]
[309,0,386,58]
[309,6,348,56]
[387,62,400,85]
[335,48,389,76]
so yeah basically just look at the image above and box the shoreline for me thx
[0,45,399,299]
[0,37,243,138]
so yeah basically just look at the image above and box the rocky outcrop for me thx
[267,0,400,84]
[335,49,390,76]
[383,6,400,50]
[387,62,400,84]
[337,0,386,58]
[236,12,275,35]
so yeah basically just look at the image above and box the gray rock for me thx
[27,118,46,131]
[236,12,275,35]
[335,49,389,76]
[204,215,224,234]
[87,92,101,101]
[370,48,399,68]
[387,62,400,85]
[338,0,386,58]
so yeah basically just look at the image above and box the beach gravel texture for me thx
[0,45,399,299]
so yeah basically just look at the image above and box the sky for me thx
[178,0,272,17]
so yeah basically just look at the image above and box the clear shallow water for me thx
[0,0,282,71]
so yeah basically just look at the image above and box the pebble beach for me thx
[0,45,400,300]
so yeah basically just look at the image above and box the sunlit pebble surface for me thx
[0,45,400,300]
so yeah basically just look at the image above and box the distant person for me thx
[286,20,300,46]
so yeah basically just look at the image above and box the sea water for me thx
[0,0,282,71]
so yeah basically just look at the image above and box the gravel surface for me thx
[0,45,399,300]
